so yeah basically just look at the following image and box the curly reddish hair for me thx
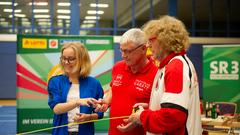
[142,15,190,53]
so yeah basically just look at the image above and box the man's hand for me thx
[127,106,144,125]
[94,98,109,112]
[133,103,149,109]
[117,106,145,132]
[117,119,138,132]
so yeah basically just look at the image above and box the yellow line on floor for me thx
[0,99,16,106]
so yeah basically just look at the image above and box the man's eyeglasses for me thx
[60,56,76,64]
[119,45,144,54]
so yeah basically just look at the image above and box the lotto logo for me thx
[49,39,58,49]
[22,38,47,49]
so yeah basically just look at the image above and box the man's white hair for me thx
[120,28,147,47]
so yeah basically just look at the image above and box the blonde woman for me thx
[48,42,104,135]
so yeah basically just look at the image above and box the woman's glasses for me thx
[60,56,76,64]
[148,37,157,44]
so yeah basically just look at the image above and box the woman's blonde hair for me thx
[60,42,91,78]
[142,15,190,53]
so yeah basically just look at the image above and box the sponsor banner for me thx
[17,35,113,133]
[203,45,240,112]
[17,35,113,53]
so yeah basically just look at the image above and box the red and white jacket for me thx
[140,52,202,135]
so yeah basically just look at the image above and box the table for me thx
[201,116,240,128]
[201,116,240,134]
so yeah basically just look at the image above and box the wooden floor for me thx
[0,99,16,106]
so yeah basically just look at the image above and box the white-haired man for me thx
[95,28,158,135]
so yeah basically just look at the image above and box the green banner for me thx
[203,45,240,112]
[17,35,113,133]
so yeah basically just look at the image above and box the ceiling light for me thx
[57,22,63,26]
[21,18,29,21]
[81,24,94,28]
[0,2,11,5]
[25,30,30,33]
[58,29,63,34]
[9,14,26,18]
[36,19,50,22]
[0,2,18,6]
[57,19,70,23]
[34,15,50,18]
[33,9,49,13]
[57,15,70,19]
[57,10,70,14]
[90,3,108,8]
[58,3,81,6]
[22,22,31,26]
[87,10,104,15]
[3,9,22,13]
[0,22,8,25]
[65,20,70,23]
[58,2,70,6]
[0,18,6,21]
[16,14,26,17]
[83,20,96,23]
[85,16,100,20]
[38,22,51,25]
[29,2,48,6]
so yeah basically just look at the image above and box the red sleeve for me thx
[140,107,187,133]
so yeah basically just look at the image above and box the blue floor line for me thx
[0,106,16,135]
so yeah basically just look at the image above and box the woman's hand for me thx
[76,98,97,107]
[73,113,92,122]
